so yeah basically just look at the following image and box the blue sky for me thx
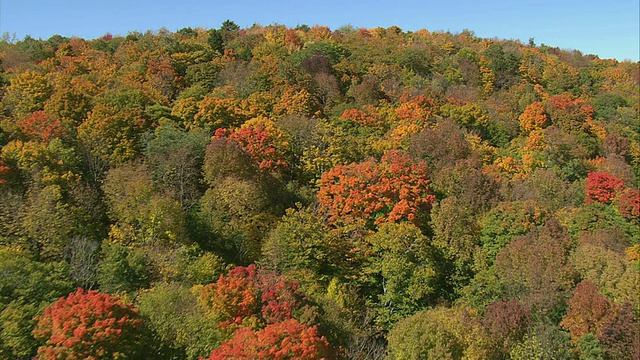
[1,0,638,61]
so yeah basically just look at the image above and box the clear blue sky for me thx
[1,0,638,61]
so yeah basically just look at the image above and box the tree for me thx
[386,305,491,360]
[193,95,245,131]
[137,283,223,360]
[213,117,292,174]
[480,200,550,264]
[519,101,550,134]
[199,177,273,264]
[585,172,624,204]
[96,242,151,294]
[409,118,472,169]
[0,248,73,359]
[560,280,639,359]
[359,223,438,328]
[262,206,346,286]
[509,323,571,360]
[33,289,143,360]
[102,163,187,246]
[203,136,257,185]
[77,93,153,167]
[317,150,435,229]
[144,121,209,210]
[483,299,531,358]
[545,93,593,133]
[3,69,52,117]
[597,301,640,360]
[495,219,576,317]
[616,188,640,222]
[197,264,314,329]
[205,319,333,360]
[15,111,66,144]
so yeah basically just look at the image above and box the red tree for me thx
[0,159,9,184]
[585,172,624,204]
[317,150,435,228]
[33,289,142,360]
[616,188,640,221]
[198,264,309,328]
[204,319,333,360]
[560,280,614,344]
[213,118,290,172]
[198,265,261,327]
[340,108,379,127]
[16,110,66,144]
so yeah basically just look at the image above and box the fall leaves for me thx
[317,150,435,228]
[0,20,639,360]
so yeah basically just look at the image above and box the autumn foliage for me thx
[0,21,639,360]
[518,101,549,134]
[213,117,291,172]
[0,159,9,184]
[198,264,310,328]
[205,319,332,360]
[317,150,435,227]
[340,108,379,127]
[560,281,613,343]
[16,111,66,144]
[199,265,333,359]
[616,188,640,221]
[32,289,142,360]
[585,171,624,204]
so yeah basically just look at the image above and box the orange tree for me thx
[205,319,332,360]
[32,289,143,360]
[317,150,435,229]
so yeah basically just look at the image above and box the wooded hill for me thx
[0,21,638,359]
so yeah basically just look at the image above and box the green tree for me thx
[0,248,73,359]
[102,163,187,246]
[359,223,438,328]
[96,242,151,294]
[144,121,209,210]
[137,283,223,360]
[387,305,491,360]
[262,206,346,286]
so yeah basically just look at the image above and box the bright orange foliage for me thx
[395,94,435,125]
[519,101,549,134]
[340,108,380,127]
[198,265,261,327]
[205,319,333,360]
[32,289,142,360]
[214,117,291,172]
[16,111,66,144]
[198,264,309,329]
[317,150,435,228]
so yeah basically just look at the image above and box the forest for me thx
[0,21,638,359]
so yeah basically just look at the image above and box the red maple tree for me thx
[585,172,624,204]
[33,288,142,360]
[204,319,332,360]
[317,150,435,228]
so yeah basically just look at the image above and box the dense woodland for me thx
[0,21,638,359]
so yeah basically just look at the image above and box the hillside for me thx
[0,22,638,359]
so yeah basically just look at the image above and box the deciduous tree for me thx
[33,289,143,360]
[317,150,435,229]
